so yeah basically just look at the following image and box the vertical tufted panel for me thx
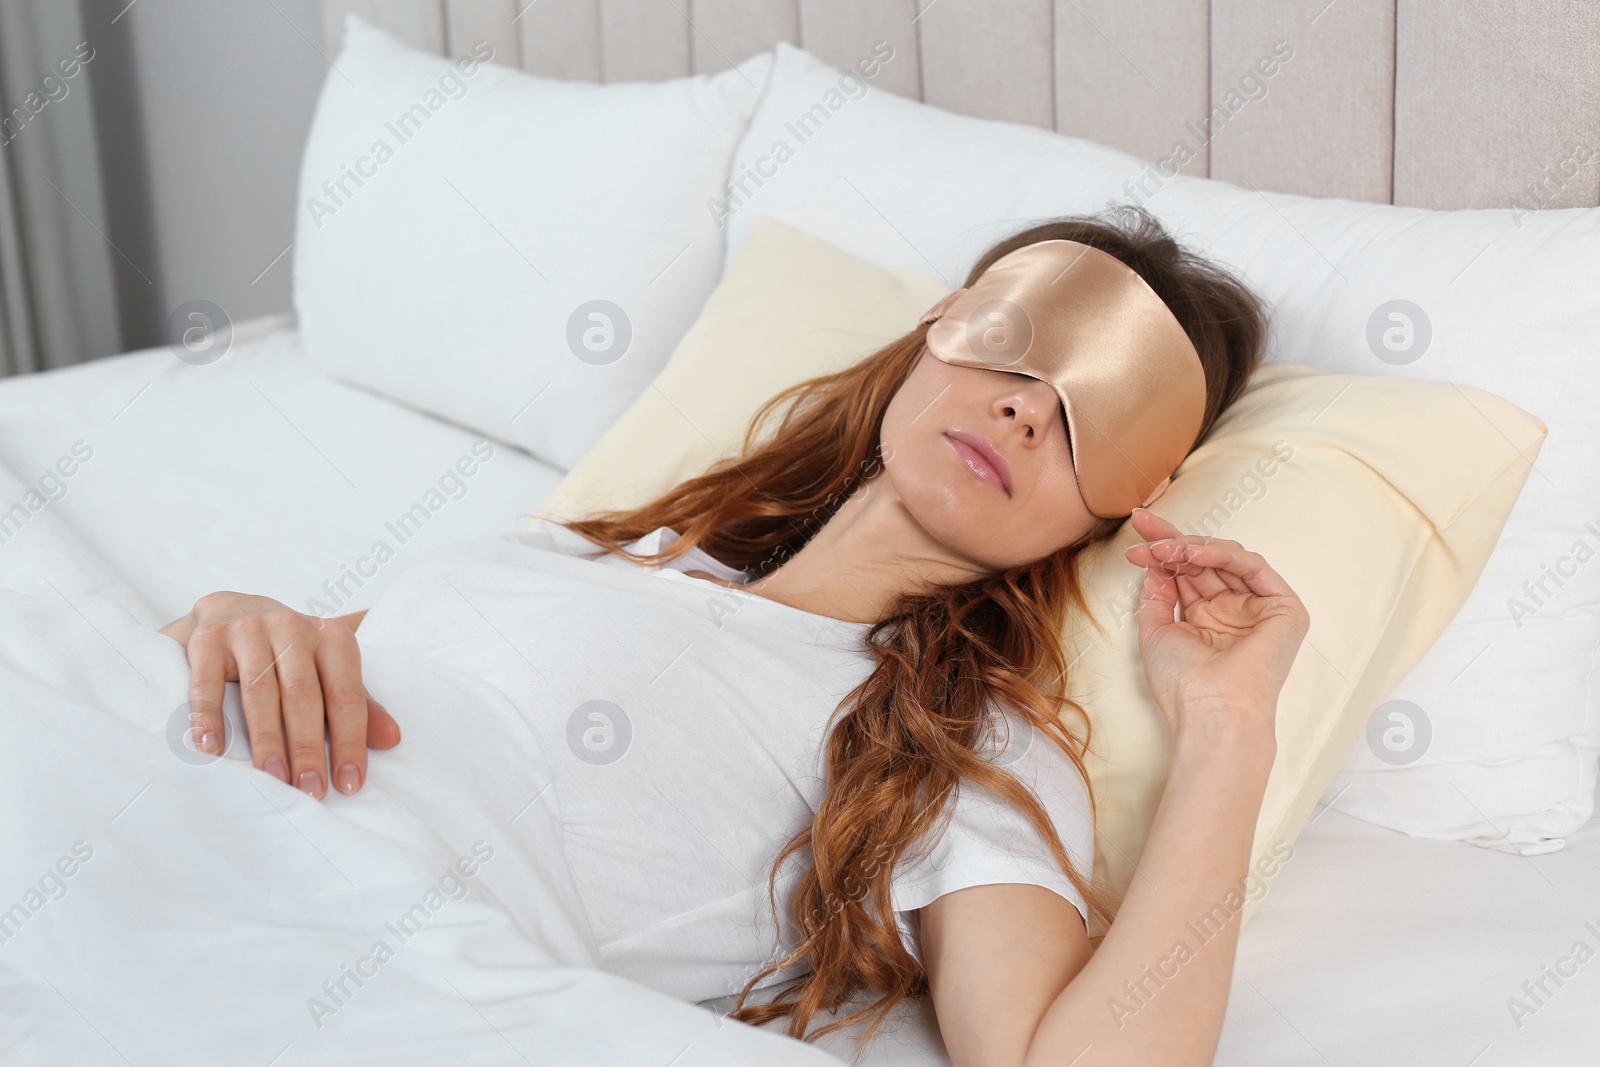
[1054,0,1209,178]
[797,0,923,101]
[599,0,692,81]
[917,0,1055,128]
[515,0,603,80]
[689,0,799,73]
[1394,0,1600,210]
[320,0,1600,209]
[1209,0,1395,203]
[444,0,522,66]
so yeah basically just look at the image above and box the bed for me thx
[5,317,1594,1066]
[3,1,1597,1063]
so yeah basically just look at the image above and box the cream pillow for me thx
[539,216,1546,932]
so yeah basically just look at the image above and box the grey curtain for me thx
[0,0,119,377]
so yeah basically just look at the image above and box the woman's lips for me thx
[945,430,1012,496]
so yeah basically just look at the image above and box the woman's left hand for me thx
[1122,506,1310,745]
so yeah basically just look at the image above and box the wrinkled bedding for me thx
[0,459,839,1066]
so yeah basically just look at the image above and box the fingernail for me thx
[263,755,287,782]
[196,730,217,754]
[335,763,361,795]
[298,770,323,797]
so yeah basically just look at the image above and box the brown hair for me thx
[546,204,1267,1051]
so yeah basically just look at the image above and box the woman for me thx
[159,204,1307,1067]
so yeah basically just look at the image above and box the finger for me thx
[1174,571,1207,615]
[1187,564,1240,600]
[1133,556,1181,644]
[1170,566,1234,619]
[1167,546,1255,597]
[1126,541,1206,587]
[273,634,329,798]
[1159,540,1297,601]
[314,621,370,796]
[185,624,232,757]
[1124,541,1183,570]
[1128,506,1181,541]
[233,621,290,783]
[367,699,402,750]
[1151,543,1240,600]
[1139,532,1235,553]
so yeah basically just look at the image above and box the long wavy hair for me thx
[542,204,1267,1051]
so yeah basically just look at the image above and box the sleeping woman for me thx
[158,204,1307,1067]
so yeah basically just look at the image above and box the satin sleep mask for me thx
[919,239,1207,519]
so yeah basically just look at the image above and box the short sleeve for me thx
[889,708,1096,967]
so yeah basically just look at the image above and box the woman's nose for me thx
[994,377,1059,445]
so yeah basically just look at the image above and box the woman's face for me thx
[877,346,1100,572]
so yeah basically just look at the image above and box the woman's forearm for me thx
[1023,709,1276,1067]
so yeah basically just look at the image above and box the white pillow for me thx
[721,43,1600,855]
[293,16,774,471]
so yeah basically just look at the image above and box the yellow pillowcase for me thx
[540,216,1546,933]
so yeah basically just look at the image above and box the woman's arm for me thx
[920,714,1273,1067]
[159,593,398,798]
[923,509,1306,1067]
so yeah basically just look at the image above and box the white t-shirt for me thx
[355,519,1095,1002]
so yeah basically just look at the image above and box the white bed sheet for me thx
[1213,784,1600,1065]
[779,786,1600,1066]
[3,327,1596,1064]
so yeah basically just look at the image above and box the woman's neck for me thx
[722,474,988,624]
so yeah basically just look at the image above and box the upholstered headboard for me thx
[320,0,1599,211]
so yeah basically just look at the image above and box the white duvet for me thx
[0,458,840,1066]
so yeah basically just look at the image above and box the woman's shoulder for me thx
[973,702,1093,806]
[510,517,612,560]
[514,517,751,583]
[428,517,642,568]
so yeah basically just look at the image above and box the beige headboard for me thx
[321,0,1599,211]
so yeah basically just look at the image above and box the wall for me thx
[83,0,327,351]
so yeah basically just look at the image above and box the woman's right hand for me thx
[160,591,401,798]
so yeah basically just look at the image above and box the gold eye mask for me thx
[920,239,1208,519]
